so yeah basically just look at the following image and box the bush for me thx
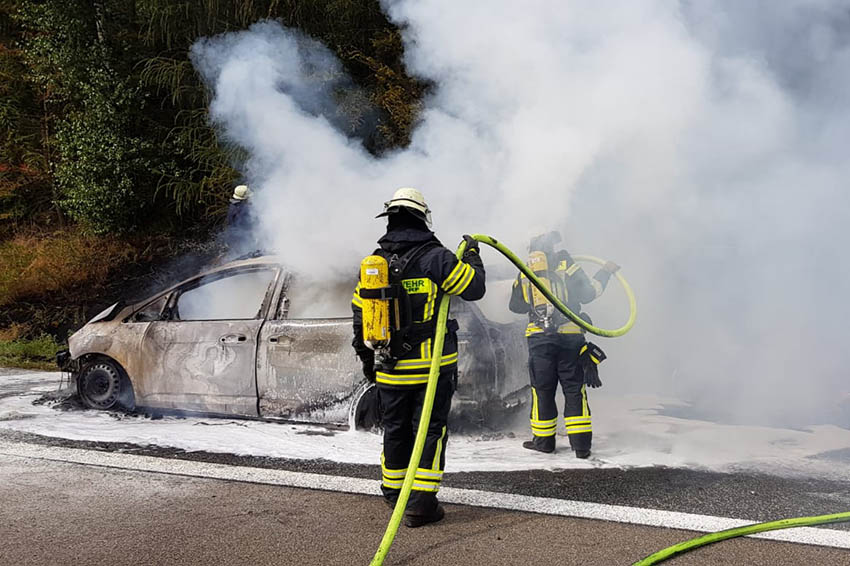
[0,334,64,369]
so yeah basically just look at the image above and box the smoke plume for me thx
[191,2,850,428]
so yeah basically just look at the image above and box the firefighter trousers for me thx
[378,368,455,515]
[527,334,592,452]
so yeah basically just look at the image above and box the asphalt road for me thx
[4,428,849,528]
[1,451,849,566]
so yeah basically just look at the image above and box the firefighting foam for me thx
[190,2,850,429]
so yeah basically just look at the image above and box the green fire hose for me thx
[632,511,850,565]
[370,234,637,565]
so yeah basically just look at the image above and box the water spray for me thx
[370,233,637,565]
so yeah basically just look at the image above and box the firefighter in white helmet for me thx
[223,184,257,259]
[509,231,619,458]
[351,187,486,527]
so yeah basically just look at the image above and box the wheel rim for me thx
[80,363,121,409]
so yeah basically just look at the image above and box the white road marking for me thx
[1,439,848,550]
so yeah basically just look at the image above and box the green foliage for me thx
[4,0,423,235]
[54,71,154,233]
[1,0,426,337]
[0,334,63,369]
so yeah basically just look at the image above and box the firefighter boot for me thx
[404,504,445,528]
[522,436,555,453]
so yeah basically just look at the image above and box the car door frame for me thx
[136,264,281,416]
[256,271,362,423]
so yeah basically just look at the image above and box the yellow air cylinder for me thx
[360,255,391,347]
[527,251,551,309]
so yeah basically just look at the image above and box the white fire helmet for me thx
[376,187,432,227]
[232,185,252,200]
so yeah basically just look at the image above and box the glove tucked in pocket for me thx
[579,342,606,388]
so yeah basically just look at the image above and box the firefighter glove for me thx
[462,234,480,255]
[580,342,606,388]
[602,261,621,274]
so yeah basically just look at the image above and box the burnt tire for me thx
[78,359,134,411]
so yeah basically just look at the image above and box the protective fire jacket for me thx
[509,250,610,337]
[352,227,486,386]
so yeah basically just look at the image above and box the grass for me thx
[0,335,64,370]
[0,229,137,311]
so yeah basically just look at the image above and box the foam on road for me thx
[3,371,850,479]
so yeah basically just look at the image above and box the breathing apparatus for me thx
[527,249,556,331]
[358,255,396,369]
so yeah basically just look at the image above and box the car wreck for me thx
[58,256,531,429]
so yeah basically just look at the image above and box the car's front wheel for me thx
[78,359,134,411]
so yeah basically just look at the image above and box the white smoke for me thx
[191,2,850,428]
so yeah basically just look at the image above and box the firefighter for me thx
[223,184,260,259]
[226,184,252,234]
[351,187,486,527]
[509,231,619,458]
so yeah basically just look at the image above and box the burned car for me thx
[60,256,530,429]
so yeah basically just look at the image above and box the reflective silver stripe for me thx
[411,482,440,492]
[382,469,407,479]
[532,429,557,437]
[376,374,430,386]
[393,352,459,370]
[566,425,592,435]
[415,468,443,480]
[382,479,405,488]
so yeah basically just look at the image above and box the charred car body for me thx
[59,256,530,429]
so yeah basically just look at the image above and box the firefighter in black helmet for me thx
[509,231,618,458]
[351,187,486,527]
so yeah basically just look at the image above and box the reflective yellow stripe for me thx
[447,263,475,295]
[566,263,581,276]
[376,372,430,385]
[432,426,446,470]
[557,323,582,334]
[566,425,592,435]
[441,261,465,292]
[531,388,539,421]
[415,468,444,480]
[581,384,589,416]
[525,324,544,337]
[422,282,437,321]
[533,429,557,437]
[381,453,407,488]
[411,482,440,492]
[393,352,458,370]
[352,282,363,307]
